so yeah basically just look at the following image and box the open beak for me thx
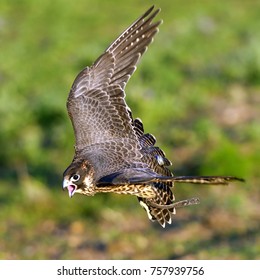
[63,179,77,198]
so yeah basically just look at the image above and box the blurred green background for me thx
[0,0,259,259]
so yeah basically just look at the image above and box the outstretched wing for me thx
[67,6,162,151]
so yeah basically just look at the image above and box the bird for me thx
[63,6,244,227]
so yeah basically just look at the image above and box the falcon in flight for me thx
[63,6,243,227]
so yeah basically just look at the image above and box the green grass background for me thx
[0,0,259,259]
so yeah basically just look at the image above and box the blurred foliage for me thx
[0,0,259,259]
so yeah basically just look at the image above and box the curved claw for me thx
[147,197,200,209]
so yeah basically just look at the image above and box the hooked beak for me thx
[63,179,77,198]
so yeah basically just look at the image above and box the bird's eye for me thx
[71,174,80,182]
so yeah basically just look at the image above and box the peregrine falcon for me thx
[63,6,243,227]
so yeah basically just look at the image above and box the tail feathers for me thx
[139,195,200,228]
[138,182,201,227]
[138,182,176,227]
[139,198,175,228]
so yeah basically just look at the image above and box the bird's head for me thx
[63,160,95,197]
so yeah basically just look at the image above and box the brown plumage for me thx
[63,6,244,227]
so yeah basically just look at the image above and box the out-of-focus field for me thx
[0,0,259,259]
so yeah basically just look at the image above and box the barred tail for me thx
[138,182,201,228]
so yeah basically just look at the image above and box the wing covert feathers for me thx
[67,6,162,151]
